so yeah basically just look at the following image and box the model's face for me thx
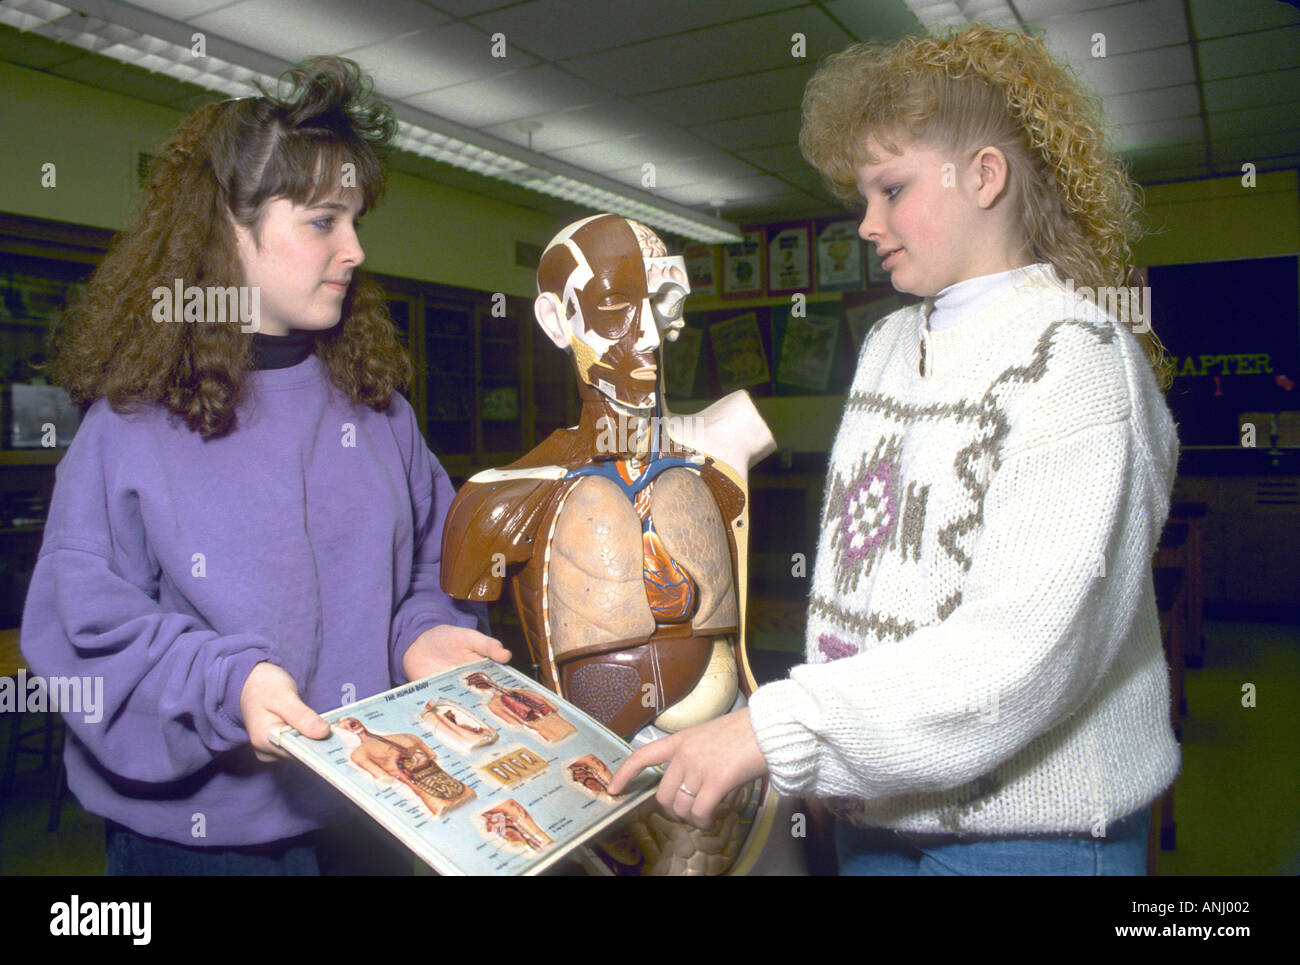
[855,138,983,297]
[565,232,662,410]
[234,189,365,336]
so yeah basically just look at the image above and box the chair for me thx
[0,628,70,837]
[1147,531,1187,873]
[1169,500,1208,671]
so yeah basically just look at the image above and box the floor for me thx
[1,618,1295,875]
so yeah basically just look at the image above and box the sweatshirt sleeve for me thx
[388,398,485,683]
[747,416,1167,800]
[20,409,272,785]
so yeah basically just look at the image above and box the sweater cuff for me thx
[219,645,274,734]
[747,679,825,797]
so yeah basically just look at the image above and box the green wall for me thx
[0,60,555,298]
[1135,170,1299,265]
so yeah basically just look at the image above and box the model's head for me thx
[50,55,412,436]
[338,717,366,734]
[535,214,689,411]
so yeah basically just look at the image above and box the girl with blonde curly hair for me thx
[613,25,1179,876]
[23,56,507,874]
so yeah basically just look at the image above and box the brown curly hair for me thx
[48,56,413,437]
[800,25,1170,385]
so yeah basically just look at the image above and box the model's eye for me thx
[313,217,334,230]
[884,185,902,200]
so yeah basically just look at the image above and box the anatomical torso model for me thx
[442,214,787,875]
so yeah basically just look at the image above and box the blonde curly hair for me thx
[800,24,1170,385]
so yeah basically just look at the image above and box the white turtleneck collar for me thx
[924,263,1048,333]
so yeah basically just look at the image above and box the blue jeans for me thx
[835,809,1150,876]
[104,819,414,876]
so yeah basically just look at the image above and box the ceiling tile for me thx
[775,168,828,193]
[481,100,666,151]
[128,0,243,18]
[559,7,852,97]
[190,0,452,63]
[1202,68,1300,113]
[667,172,797,206]
[736,143,808,173]
[1210,130,1300,167]
[1207,101,1300,139]
[470,0,805,61]
[1190,0,1300,39]
[1118,115,1205,149]
[348,23,537,99]
[1123,141,1208,168]
[2,0,1297,227]
[690,108,802,151]
[821,0,922,42]
[1073,44,1198,97]
[406,64,608,128]
[632,62,814,126]
[1197,25,1300,81]
[602,153,762,189]
[1035,0,1189,60]
[1102,84,1202,127]
[1017,0,1118,19]
[549,136,655,173]
[431,0,534,15]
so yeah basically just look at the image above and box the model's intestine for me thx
[421,699,497,753]
[565,754,619,803]
[479,799,552,855]
[464,671,578,743]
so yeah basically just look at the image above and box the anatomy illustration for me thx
[337,716,475,817]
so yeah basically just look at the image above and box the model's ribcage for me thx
[544,467,755,875]
[546,467,738,654]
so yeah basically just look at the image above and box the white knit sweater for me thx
[747,263,1181,835]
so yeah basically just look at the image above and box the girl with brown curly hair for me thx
[612,25,1179,876]
[22,56,507,874]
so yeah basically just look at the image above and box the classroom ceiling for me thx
[1,0,1299,235]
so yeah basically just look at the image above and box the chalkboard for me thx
[1149,255,1299,446]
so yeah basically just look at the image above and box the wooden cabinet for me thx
[1173,474,1300,608]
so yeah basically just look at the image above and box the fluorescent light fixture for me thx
[902,0,1020,31]
[1,0,744,243]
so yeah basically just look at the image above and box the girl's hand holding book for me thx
[240,661,330,762]
[402,625,511,682]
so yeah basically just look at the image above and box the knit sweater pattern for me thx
[747,264,1181,835]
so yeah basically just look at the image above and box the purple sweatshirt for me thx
[21,355,480,846]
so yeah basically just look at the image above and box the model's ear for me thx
[534,293,570,350]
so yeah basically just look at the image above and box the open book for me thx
[271,659,660,875]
